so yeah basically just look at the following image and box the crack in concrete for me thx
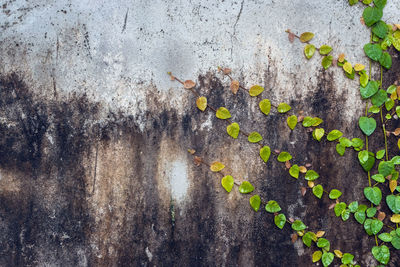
[122,8,129,33]
[231,0,244,59]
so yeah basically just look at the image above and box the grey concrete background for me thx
[1,0,400,266]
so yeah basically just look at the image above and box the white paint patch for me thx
[200,113,213,131]
[145,247,153,262]
[293,239,305,256]
[167,158,189,202]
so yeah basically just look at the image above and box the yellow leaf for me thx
[390,214,400,223]
[300,32,314,42]
[196,96,207,111]
[299,166,307,173]
[307,181,315,188]
[338,53,345,63]
[187,149,196,155]
[312,251,322,262]
[395,24,400,30]
[354,63,365,71]
[398,139,400,150]
[334,250,343,258]
[391,92,397,100]
[210,162,225,172]
[389,179,398,193]
[230,80,240,94]
[316,231,325,238]
[343,62,353,74]
[249,85,264,97]
[183,80,196,89]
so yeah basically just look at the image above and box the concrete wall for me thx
[1,0,400,266]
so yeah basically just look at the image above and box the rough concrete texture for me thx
[1,0,400,266]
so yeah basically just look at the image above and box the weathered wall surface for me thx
[0,0,400,266]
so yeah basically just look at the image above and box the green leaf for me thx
[360,72,369,87]
[339,137,353,147]
[342,253,354,265]
[291,220,306,231]
[393,30,400,51]
[364,218,374,235]
[362,7,383,27]
[239,181,254,194]
[358,204,368,212]
[391,235,400,249]
[300,32,314,42]
[348,201,359,213]
[277,152,292,162]
[317,238,330,249]
[385,98,394,111]
[250,195,261,212]
[302,232,315,247]
[312,117,323,126]
[341,209,351,221]
[349,0,358,5]
[260,146,271,163]
[372,21,389,39]
[304,44,316,59]
[305,170,319,181]
[386,195,400,214]
[367,207,377,217]
[248,132,263,143]
[372,245,390,265]
[327,130,343,141]
[373,0,387,8]
[249,85,264,96]
[313,251,322,263]
[378,161,394,177]
[319,45,332,55]
[359,116,376,136]
[265,200,281,213]
[387,85,397,94]
[336,144,346,156]
[355,211,366,224]
[379,52,392,69]
[363,0,373,4]
[221,175,234,192]
[372,174,385,183]
[361,151,376,171]
[364,186,382,205]
[334,202,347,216]
[274,214,286,229]
[216,107,231,119]
[359,150,369,164]
[227,122,240,139]
[321,252,334,267]
[259,99,271,115]
[313,128,325,141]
[277,103,291,113]
[322,55,333,70]
[371,89,387,106]
[369,105,380,114]
[352,138,364,150]
[312,184,323,199]
[376,149,385,159]
[289,164,300,179]
[364,43,383,61]
[302,116,314,127]
[378,232,393,242]
[391,156,400,165]
[329,189,342,200]
[397,106,400,117]
[287,115,298,130]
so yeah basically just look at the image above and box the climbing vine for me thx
[169,0,400,265]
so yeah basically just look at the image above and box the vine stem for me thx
[380,107,389,161]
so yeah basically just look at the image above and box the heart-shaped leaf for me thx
[249,85,264,96]
[386,195,400,214]
[274,214,286,229]
[359,116,376,136]
[239,181,254,194]
[259,99,271,115]
[227,122,240,139]
[249,195,261,212]
[265,200,281,213]
[364,186,382,205]
[216,107,231,119]
[372,245,390,265]
[289,164,300,179]
[221,175,234,192]
[360,80,379,99]
[259,146,271,163]
[312,184,323,199]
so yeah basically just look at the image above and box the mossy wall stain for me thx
[1,55,400,267]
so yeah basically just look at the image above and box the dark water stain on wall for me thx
[1,62,400,267]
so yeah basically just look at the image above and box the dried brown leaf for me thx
[285,161,291,169]
[328,203,336,210]
[289,217,295,223]
[274,149,280,154]
[194,156,202,166]
[338,53,345,63]
[316,231,325,238]
[184,80,196,89]
[360,17,365,25]
[288,32,295,43]
[230,80,240,94]
[223,68,231,75]
[291,233,298,243]
[301,187,307,196]
[305,163,312,168]
[390,180,397,193]
[378,211,386,221]
[394,128,400,136]
[298,115,304,122]
[188,149,196,155]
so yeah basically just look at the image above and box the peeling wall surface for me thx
[1,0,400,266]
